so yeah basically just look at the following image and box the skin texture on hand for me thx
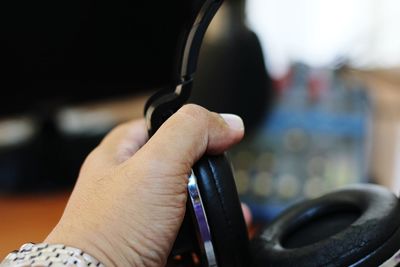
[45,104,245,267]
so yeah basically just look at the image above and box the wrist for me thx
[44,221,142,267]
[1,243,105,267]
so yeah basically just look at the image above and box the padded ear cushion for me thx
[193,154,250,267]
[250,184,400,267]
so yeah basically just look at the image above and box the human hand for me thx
[45,104,247,267]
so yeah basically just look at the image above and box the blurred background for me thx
[1,0,400,257]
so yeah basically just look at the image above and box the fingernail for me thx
[220,114,244,131]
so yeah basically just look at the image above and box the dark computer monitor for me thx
[0,1,204,192]
[0,0,196,115]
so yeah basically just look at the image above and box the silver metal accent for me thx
[180,0,217,77]
[145,104,155,131]
[379,248,400,267]
[188,171,218,267]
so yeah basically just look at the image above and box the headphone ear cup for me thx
[250,184,400,267]
[193,154,250,267]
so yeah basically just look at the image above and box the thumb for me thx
[124,104,244,176]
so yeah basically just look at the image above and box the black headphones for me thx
[144,1,400,266]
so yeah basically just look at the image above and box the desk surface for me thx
[0,192,258,265]
[0,192,70,258]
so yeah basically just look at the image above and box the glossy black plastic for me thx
[144,0,223,136]
[142,0,224,264]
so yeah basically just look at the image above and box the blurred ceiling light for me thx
[0,118,36,147]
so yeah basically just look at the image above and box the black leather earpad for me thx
[193,154,250,267]
[250,184,400,267]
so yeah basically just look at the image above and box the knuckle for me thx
[80,147,99,171]
[102,124,124,141]
[112,122,130,134]
[177,104,208,124]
